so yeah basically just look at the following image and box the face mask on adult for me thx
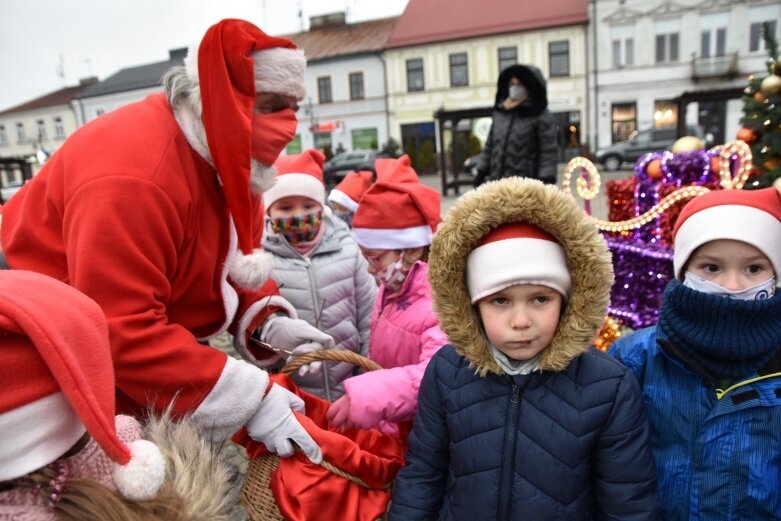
[270,209,323,244]
[683,272,776,301]
[374,252,410,293]
[508,84,528,101]
[251,107,298,166]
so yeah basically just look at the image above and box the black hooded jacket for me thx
[474,64,558,184]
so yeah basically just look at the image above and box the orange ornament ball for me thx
[754,91,765,101]
[710,155,722,174]
[737,127,757,144]
[646,159,663,180]
[765,157,780,170]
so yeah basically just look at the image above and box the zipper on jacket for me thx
[715,372,781,400]
[304,256,332,402]
[498,383,521,521]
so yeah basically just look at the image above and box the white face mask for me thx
[682,272,776,301]
[374,253,409,292]
[508,84,527,101]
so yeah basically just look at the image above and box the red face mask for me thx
[251,108,298,165]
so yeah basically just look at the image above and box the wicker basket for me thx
[241,349,386,521]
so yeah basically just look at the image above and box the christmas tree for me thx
[738,23,781,188]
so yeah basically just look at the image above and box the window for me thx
[449,53,469,87]
[349,72,364,100]
[611,102,637,143]
[655,33,680,62]
[351,128,378,150]
[317,76,332,104]
[16,122,26,142]
[548,41,569,77]
[498,46,517,73]
[286,135,302,154]
[406,58,424,92]
[750,21,778,52]
[653,100,677,129]
[701,28,727,58]
[36,119,47,140]
[95,109,105,117]
[0,125,7,144]
[611,25,635,67]
[53,116,65,138]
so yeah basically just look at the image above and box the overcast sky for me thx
[0,0,409,111]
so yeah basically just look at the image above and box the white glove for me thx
[246,384,323,464]
[261,316,335,376]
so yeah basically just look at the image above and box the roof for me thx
[283,16,398,62]
[386,0,588,49]
[0,82,96,115]
[75,48,187,99]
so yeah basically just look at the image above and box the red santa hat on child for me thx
[351,158,441,248]
[467,223,572,303]
[327,170,374,212]
[673,187,781,285]
[0,270,165,501]
[185,19,306,290]
[264,149,326,210]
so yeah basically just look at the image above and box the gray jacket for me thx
[263,214,377,400]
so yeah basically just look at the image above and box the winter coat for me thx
[0,94,279,440]
[0,414,246,521]
[262,213,377,400]
[475,64,558,185]
[390,178,660,520]
[341,260,449,429]
[609,293,781,521]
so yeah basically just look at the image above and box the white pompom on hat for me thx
[672,187,781,285]
[467,223,572,303]
[0,270,165,500]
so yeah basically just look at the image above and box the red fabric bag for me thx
[234,374,409,521]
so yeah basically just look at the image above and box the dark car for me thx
[596,126,704,171]
[323,150,379,186]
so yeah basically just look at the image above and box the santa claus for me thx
[0,19,329,463]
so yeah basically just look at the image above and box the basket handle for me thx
[281,348,381,375]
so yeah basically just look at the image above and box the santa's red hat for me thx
[265,149,326,210]
[184,19,306,289]
[0,270,165,500]
[352,160,441,248]
[673,187,781,285]
[467,223,572,303]
[327,170,374,212]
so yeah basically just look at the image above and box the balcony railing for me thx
[691,51,738,80]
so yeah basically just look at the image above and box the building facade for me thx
[589,0,780,151]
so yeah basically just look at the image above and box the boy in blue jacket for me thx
[390,178,660,520]
[609,187,781,520]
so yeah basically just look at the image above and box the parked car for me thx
[596,126,704,171]
[323,150,379,186]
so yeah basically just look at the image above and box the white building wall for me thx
[589,0,780,151]
[0,104,78,159]
[74,87,161,126]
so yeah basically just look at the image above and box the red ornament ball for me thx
[710,155,722,174]
[737,127,757,144]
[754,91,765,101]
[646,159,663,180]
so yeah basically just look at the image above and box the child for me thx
[326,169,374,227]
[253,149,376,401]
[390,178,660,520]
[609,187,781,521]
[326,158,449,433]
[0,270,244,520]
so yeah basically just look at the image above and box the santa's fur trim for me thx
[228,249,274,290]
[184,43,306,99]
[113,439,166,501]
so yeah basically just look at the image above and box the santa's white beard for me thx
[250,161,277,194]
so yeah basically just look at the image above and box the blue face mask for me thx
[683,272,776,301]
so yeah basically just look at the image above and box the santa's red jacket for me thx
[0,93,284,439]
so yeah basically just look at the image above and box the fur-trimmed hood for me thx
[428,178,613,375]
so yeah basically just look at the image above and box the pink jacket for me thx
[342,261,448,429]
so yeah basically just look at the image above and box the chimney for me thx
[78,77,98,86]
[168,47,188,62]
[309,11,346,29]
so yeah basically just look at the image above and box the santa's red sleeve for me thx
[63,176,268,440]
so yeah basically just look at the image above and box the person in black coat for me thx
[389,178,660,521]
[473,64,559,186]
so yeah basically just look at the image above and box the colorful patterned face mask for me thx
[270,209,323,244]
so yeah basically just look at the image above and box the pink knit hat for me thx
[467,223,571,303]
[0,270,165,500]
